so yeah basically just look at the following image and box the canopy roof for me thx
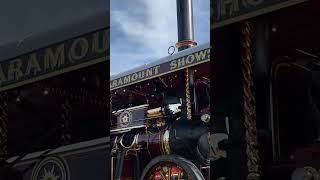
[110,43,210,90]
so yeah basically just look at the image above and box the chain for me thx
[0,92,8,162]
[185,68,192,120]
[60,99,72,145]
[240,21,261,180]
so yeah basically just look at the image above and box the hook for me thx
[168,45,175,56]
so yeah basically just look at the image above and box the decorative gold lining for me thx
[119,134,139,149]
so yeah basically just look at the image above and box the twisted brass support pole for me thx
[0,92,8,162]
[240,21,261,180]
[185,69,192,120]
[61,99,72,145]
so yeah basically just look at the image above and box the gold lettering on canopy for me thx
[68,38,89,61]
[0,28,109,91]
[44,44,65,71]
[8,59,23,81]
[26,53,42,75]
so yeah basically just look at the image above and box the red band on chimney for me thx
[175,40,197,48]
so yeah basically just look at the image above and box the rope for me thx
[240,21,261,180]
[185,69,192,120]
[0,92,8,162]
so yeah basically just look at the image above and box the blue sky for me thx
[110,0,210,75]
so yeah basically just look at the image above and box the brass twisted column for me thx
[240,21,261,180]
[185,69,192,120]
[0,92,8,162]
[61,99,72,145]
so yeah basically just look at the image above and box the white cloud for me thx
[110,0,209,76]
[111,0,177,55]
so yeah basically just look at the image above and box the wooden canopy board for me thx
[212,0,308,29]
[0,28,109,92]
[110,43,210,91]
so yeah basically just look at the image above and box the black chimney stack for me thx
[176,0,196,51]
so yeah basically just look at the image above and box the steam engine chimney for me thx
[176,0,197,51]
